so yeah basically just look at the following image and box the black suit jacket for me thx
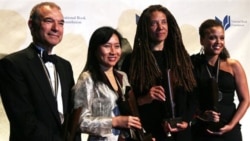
[0,43,76,141]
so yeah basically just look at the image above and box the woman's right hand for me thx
[198,110,221,122]
[138,85,165,105]
[162,121,188,134]
[112,116,142,129]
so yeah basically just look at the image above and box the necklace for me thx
[206,58,223,101]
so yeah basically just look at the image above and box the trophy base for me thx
[207,121,225,132]
[129,128,153,141]
[164,117,182,128]
[139,133,153,141]
[195,118,226,132]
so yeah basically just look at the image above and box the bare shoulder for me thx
[227,58,245,75]
[227,58,242,68]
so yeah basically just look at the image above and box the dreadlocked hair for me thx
[129,5,196,94]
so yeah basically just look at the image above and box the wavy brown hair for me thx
[129,5,196,94]
[199,19,230,60]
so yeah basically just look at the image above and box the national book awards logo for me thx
[215,15,247,30]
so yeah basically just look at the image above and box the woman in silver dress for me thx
[69,26,142,141]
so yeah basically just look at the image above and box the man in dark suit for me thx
[0,2,79,141]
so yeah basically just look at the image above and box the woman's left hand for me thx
[207,124,233,135]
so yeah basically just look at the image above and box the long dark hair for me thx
[129,5,196,94]
[199,19,230,60]
[83,26,123,83]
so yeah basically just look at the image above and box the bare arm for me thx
[112,116,141,129]
[221,59,249,133]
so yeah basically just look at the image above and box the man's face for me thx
[31,5,64,49]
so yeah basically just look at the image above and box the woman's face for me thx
[149,10,168,43]
[201,26,225,56]
[97,34,122,68]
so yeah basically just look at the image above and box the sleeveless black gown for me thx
[191,54,242,141]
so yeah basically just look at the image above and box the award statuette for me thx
[117,86,152,141]
[202,59,226,132]
[204,78,226,132]
[163,69,182,136]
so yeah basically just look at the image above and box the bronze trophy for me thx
[204,78,226,132]
[117,86,152,141]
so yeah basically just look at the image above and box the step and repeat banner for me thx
[0,0,249,140]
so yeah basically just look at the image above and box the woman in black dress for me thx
[191,19,249,141]
[121,5,197,141]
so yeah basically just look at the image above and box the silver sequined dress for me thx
[72,70,130,141]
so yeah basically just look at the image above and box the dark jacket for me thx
[0,43,77,141]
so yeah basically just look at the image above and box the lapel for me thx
[26,44,61,123]
[54,59,69,114]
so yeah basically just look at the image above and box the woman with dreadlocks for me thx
[121,5,197,141]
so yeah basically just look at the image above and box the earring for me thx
[199,46,204,54]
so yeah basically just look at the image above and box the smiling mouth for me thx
[108,57,117,60]
[49,34,58,37]
[213,45,221,49]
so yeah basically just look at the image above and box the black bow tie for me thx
[33,46,57,63]
[42,51,57,63]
